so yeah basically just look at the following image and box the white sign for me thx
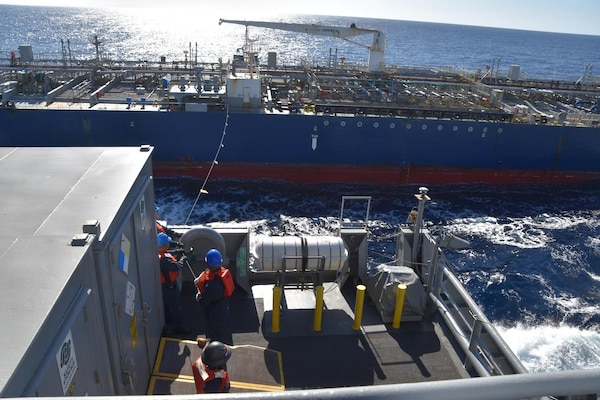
[125,281,136,317]
[56,330,78,395]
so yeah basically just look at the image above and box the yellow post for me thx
[313,285,324,332]
[392,284,407,329]
[272,286,281,333]
[353,284,367,331]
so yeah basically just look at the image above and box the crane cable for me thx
[184,105,229,225]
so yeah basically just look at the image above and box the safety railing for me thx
[420,231,528,377]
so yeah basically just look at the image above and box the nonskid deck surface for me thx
[148,339,284,394]
[151,280,468,394]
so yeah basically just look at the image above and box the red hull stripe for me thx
[152,162,600,185]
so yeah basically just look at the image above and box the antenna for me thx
[90,34,103,62]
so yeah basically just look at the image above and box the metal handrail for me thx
[339,195,371,230]
[431,252,528,376]
[30,368,600,400]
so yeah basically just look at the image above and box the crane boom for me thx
[219,19,386,72]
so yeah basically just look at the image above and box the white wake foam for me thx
[498,324,600,372]
[446,214,589,249]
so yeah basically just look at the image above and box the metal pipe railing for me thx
[28,368,600,400]
[431,253,528,376]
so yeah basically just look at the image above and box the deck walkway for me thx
[148,279,469,395]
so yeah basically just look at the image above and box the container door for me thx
[104,190,163,395]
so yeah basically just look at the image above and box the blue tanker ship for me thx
[0,19,599,184]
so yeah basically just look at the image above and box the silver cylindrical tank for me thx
[254,235,348,272]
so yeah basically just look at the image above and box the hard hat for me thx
[205,249,223,266]
[157,233,172,247]
[201,341,231,369]
[155,203,160,212]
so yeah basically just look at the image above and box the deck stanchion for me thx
[272,286,281,333]
[313,285,324,332]
[392,283,407,329]
[353,284,366,330]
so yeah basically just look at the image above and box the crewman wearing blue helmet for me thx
[155,204,181,245]
[194,248,235,345]
[158,232,190,335]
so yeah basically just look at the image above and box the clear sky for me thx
[1,0,598,36]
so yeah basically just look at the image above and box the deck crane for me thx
[219,19,386,72]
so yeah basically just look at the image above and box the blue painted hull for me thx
[1,107,599,183]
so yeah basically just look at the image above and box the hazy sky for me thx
[1,0,598,36]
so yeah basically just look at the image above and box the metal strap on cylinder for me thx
[301,236,308,272]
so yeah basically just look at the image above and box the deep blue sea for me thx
[2,4,599,373]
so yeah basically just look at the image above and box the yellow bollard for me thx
[353,284,367,331]
[313,285,324,332]
[272,286,281,333]
[392,284,407,329]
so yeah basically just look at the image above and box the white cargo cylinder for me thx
[254,235,348,272]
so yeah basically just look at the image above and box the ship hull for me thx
[1,107,600,184]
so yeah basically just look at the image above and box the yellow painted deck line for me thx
[229,380,285,392]
[147,376,283,393]
[152,337,197,376]
[151,338,167,375]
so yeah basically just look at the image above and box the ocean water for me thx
[1,5,599,81]
[2,4,600,373]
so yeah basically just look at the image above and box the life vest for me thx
[196,267,235,297]
[159,252,179,285]
[192,357,230,394]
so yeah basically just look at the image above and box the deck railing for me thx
[419,231,528,377]
[23,368,599,400]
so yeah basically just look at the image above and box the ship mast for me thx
[242,25,260,78]
[90,34,102,63]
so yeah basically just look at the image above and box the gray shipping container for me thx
[0,146,163,396]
